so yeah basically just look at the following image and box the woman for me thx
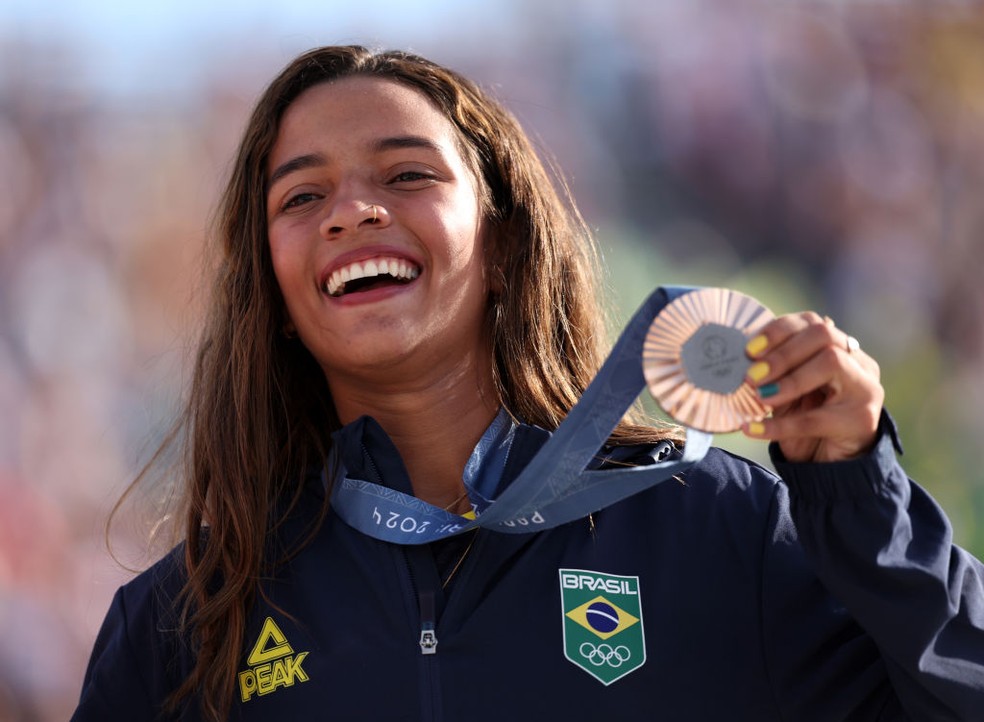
[73,46,983,721]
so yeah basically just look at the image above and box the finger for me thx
[842,335,880,379]
[747,313,838,374]
[745,311,826,361]
[746,313,878,385]
[743,399,882,459]
[742,311,884,461]
[749,346,882,433]
[823,317,880,379]
[753,345,865,408]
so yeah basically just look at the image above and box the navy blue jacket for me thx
[73,415,984,720]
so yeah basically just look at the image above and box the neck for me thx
[329,350,500,507]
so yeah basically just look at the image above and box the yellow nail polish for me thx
[747,422,766,436]
[746,334,768,357]
[748,361,770,383]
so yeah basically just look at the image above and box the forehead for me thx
[270,76,460,166]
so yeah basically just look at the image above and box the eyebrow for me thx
[370,135,444,155]
[267,136,446,191]
[267,153,326,190]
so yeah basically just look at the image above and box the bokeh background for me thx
[3,0,984,718]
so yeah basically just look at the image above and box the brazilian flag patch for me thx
[559,569,646,685]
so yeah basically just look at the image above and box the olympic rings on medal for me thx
[579,642,632,667]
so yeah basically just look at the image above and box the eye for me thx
[389,170,435,185]
[282,192,321,211]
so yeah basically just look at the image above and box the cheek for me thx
[267,237,307,312]
[269,225,300,274]
[439,196,485,268]
[267,245,289,295]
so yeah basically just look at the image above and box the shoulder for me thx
[689,446,781,495]
[674,446,786,531]
[74,545,192,720]
[116,543,187,622]
[588,443,795,596]
[98,543,190,671]
[121,540,187,590]
[598,440,787,544]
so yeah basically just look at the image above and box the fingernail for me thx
[758,382,779,399]
[747,422,766,436]
[746,335,768,357]
[748,361,770,383]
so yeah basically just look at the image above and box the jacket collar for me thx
[330,409,546,499]
[329,410,676,498]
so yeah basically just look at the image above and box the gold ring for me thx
[369,204,378,223]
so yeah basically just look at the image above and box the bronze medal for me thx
[643,288,774,432]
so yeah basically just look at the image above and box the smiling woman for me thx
[265,76,494,441]
[71,46,984,722]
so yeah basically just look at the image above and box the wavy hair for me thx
[151,45,680,720]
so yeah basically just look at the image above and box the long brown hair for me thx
[151,45,679,720]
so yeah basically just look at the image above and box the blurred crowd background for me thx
[2,0,984,718]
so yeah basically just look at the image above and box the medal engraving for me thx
[643,288,774,432]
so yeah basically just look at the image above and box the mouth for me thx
[322,256,421,298]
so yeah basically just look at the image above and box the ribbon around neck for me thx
[328,286,713,544]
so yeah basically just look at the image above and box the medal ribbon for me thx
[329,286,713,544]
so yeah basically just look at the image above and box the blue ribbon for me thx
[329,286,713,544]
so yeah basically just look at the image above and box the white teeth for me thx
[324,256,420,297]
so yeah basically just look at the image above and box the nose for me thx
[318,198,388,239]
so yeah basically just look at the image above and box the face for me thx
[266,76,490,396]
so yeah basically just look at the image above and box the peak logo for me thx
[238,617,310,703]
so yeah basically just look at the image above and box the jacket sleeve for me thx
[772,412,984,720]
[71,553,187,721]
[72,587,157,721]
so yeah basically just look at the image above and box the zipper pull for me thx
[419,625,438,655]
[419,591,438,655]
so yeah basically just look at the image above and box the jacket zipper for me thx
[399,546,443,721]
[419,590,438,654]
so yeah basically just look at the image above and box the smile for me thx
[323,256,421,297]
